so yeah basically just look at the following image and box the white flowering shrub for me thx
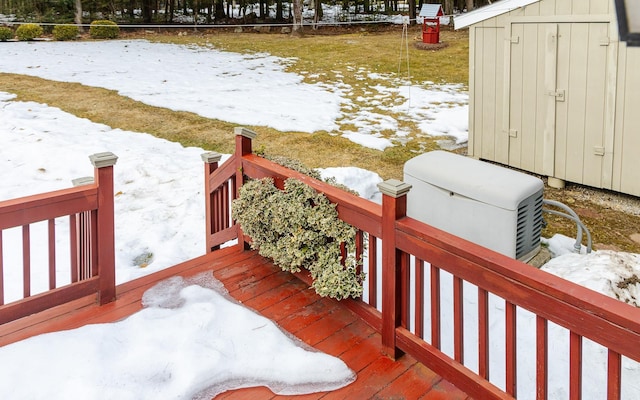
[232,177,364,300]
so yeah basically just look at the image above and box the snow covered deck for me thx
[0,246,471,399]
[3,128,640,399]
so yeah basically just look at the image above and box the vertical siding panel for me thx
[589,0,611,15]
[564,23,588,183]
[541,23,558,177]
[539,0,556,17]
[554,23,572,180]
[611,44,626,192]
[524,1,541,17]
[601,24,618,190]
[618,48,640,195]
[522,24,541,172]
[508,23,525,169]
[581,23,608,188]
[481,27,497,161]
[494,27,507,165]
[471,26,483,159]
[572,0,589,15]
[556,0,572,15]
[533,24,550,174]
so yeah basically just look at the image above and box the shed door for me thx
[507,22,611,187]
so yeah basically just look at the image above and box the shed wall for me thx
[467,0,640,197]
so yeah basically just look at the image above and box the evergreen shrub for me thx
[0,27,13,41]
[16,24,43,41]
[232,177,365,300]
[52,25,79,41]
[90,20,119,39]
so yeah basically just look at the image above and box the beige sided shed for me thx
[455,0,640,197]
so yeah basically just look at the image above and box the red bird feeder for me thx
[419,4,444,44]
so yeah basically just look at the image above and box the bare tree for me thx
[74,0,83,30]
[292,0,303,34]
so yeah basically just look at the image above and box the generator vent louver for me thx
[403,151,545,262]
[515,192,544,260]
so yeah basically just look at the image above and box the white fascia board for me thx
[454,0,541,29]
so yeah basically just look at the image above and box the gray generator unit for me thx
[404,151,544,262]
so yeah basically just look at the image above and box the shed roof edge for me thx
[454,0,541,29]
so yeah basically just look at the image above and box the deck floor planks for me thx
[0,247,471,399]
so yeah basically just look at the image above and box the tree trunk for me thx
[142,0,153,22]
[313,0,322,27]
[408,0,416,25]
[466,0,473,12]
[276,0,283,21]
[292,0,303,34]
[214,0,225,20]
[443,0,453,16]
[74,0,83,30]
[170,0,176,22]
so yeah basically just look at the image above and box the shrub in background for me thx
[0,27,13,41]
[52,25,79,41]
[16,23,43,41]
[89,20,119,39]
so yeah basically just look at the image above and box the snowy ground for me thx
[0,40,468,151]
[1,40,639,398]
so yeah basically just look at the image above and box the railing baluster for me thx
[223,181,230,229]
[506,300,517,397]
[368,234,378,308]
[217,188,223,233]
[0,230,4,305]
[70,214,78,283]
[400,251,410,329]
[415,258,425,338]
[454,275,464,363]
[355,230,364,299]
[570,332,583,400]
[536,316,548,400]
[78,210,91,280]
[48,219,56,289]
[22,224,31,298]
[431,264,441,349]
[90,210,98,277]
[478,288,489,379]
[607,350,621,400]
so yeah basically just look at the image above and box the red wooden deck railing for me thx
[204,127,640,400]
[0,152,118,324]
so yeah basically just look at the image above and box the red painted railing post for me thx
[202,152,222,253]
[378,178,412,360]
[234,127,257,250]
[89,152,118,305]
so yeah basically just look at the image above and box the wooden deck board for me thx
[0,247,471,399]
